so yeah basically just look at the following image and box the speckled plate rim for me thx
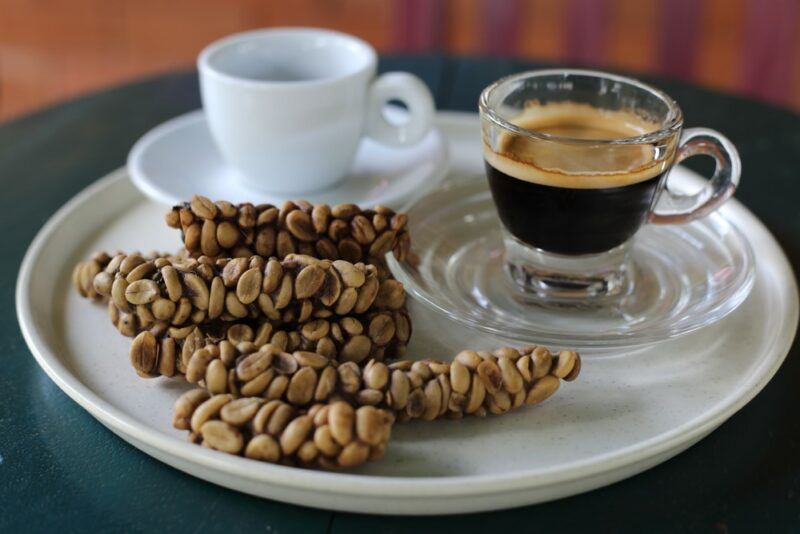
[15,112,799,514]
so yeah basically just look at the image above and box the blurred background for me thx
[1,0,798,121]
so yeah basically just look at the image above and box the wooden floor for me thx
[1,0,798,121]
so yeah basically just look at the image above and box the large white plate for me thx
[17,113,798,515]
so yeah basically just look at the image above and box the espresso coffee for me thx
[484,102,671,255]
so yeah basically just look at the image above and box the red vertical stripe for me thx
[393,0,443,52]
[740,0,799,104]
[567,0,610,66]
[481,0,521,56]
[657,0,700,78]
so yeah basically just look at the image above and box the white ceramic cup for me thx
[198,28,436,194]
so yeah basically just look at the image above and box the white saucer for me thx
[128,109,450,208]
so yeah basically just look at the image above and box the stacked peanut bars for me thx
[73,196,580,470]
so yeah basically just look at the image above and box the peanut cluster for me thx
[130,330,579,422]
[73,196,581,470]
[77,252,406,345]
[166,195,411,268]
[127,310,412,380]
[175,392,393,469]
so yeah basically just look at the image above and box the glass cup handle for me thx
[365,72,435,147]
[650,127,741,224]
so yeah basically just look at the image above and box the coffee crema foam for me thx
[484,102,672,189]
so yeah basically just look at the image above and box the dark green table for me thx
[3,56,799,533]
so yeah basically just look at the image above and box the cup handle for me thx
[649,127,741,224]
[365,72,435,146]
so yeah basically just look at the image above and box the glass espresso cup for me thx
[479,69,740,302]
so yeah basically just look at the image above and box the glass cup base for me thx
[504,232,632,304]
